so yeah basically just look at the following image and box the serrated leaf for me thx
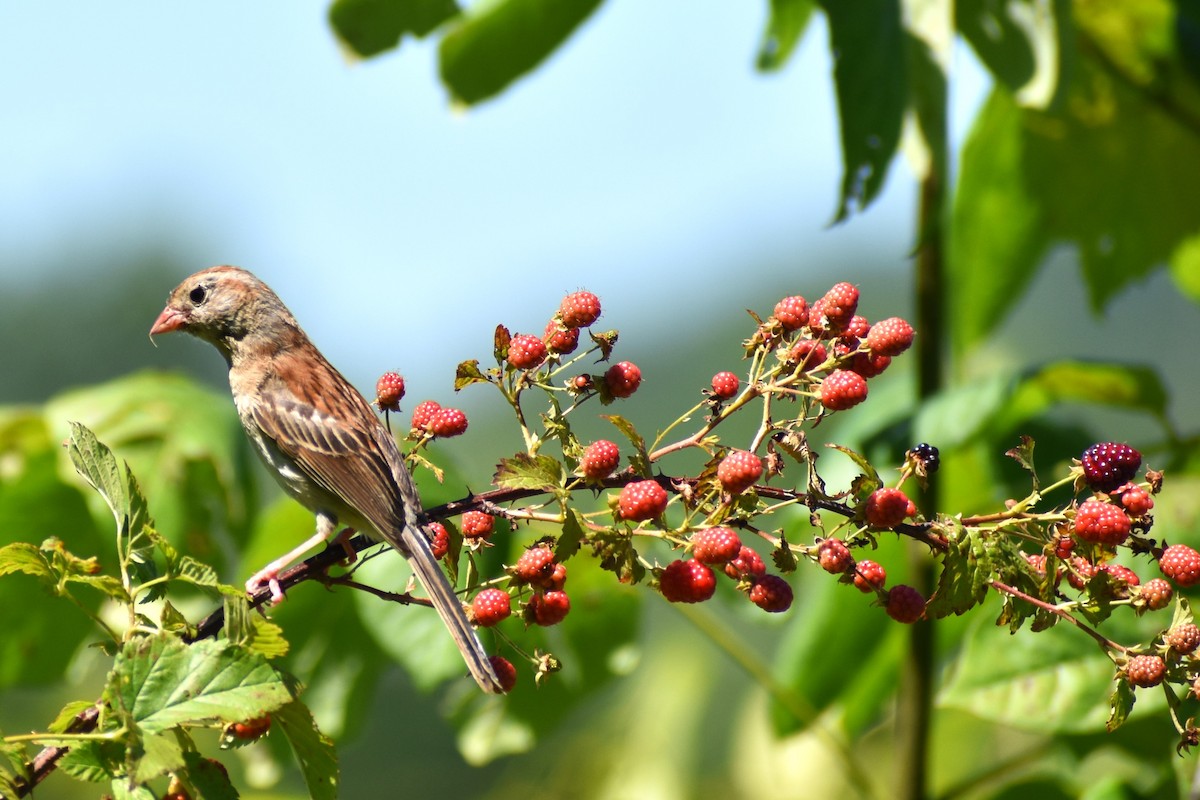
[757,0,815,71]
[1107,676,1135,732]
[602,415,650,476]
[554,508,586,562]
[47,699,99,734]
[1004,434,1038,486]
[771,534,798,573]
[175,556,220,589]
[0,737,29,791]
[0,542,53,580]
[493,324,511,364]
[274,700,339,800]
[59,739,123,783]
[825,443,881,487]
[66,573,129,601]
[132,732,185,784]
[923,528,995,619]
[454,359,490,390]
[329,0,460,58]
[247,617,290,660]
[493,452,563,491]
[110,777,157,800]
[179,750,239,800]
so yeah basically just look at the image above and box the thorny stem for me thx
[989,579,1130,656]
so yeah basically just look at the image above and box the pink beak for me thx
[150,306,187,336]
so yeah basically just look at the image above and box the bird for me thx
[150,265,502,693]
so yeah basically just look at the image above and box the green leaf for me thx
[957,0,1066,107]
[330,0,460,58]
[816,0,906,221]
[454,358,490,390]
[274,700,339,800]
[493,452,563,491]
[59,739,123,782]
[175,555,221,589]
[47,699,99,733]
[110,777,157,800]
[923,526,998,619]
[756,0,815,71]
[179,750,239,800]
[0,542,53,580]
[1000,360,1169,427]
[131,731,186,784]
[1107,676,1135,732]
[602,414,650,476]
[439,0,605,106]
[554,507,586,562]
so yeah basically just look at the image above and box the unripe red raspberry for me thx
[885,584,925,624]
[724,545,766,580]
[542,562,567,591]
[853,560,886,593]
[605,361,642,398]
[819,369,868,411]
[1024,553,1047,576]
[374,372,406,411]
[1125,654,1165,688]
[1114,483,1154,517]
[848,351,891,379]
[471,588,511,627]
[543,320,580,355]
[1167,623,1200,654]
[461,510,495,540]
[429,522,450,560]
[230,715,271,740]
[1067,557,1097,590]
[618,480,668,521]
[659,559,716,603]
[1101,563,1140,589]
[1080,442,1142,493]
[1072,500,1131,545]
[692,527,742,565]
[411,400,441,431]
[864,488,915,530]
[1139,578,1173,610]
[1160,544,1200,587]
[710,371,739,400]
[817,538,853,574]
[845,315,871,338]
[749,574,793,612]
[513,546,556,585]
[571,374,594,392]
[560,290,602,328]
[788,339,828,370]
[866,317,915,356]
[773,295,809,331]
[716,450,763,495]
[580,440,620,481]
[507,333,548,370]
[428,407,469,438]
[529,590,571,625]
[488,655,518,693]
[818,282,859,331]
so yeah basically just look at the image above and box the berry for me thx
[1125,654,1166,688]
[1160,544,1200,587]
[571,374,594,392]
[853,560,886,593]
[1167,623,1200,654]
[507,333,548,370]
[411,400,441,431]
[428,407,469,438]
[1139,578,1173,610]
[1053,533,1075,559]
[1024,553,1047,576]
[1114,483,1154,517]
[230,715,271,740]
[716,450,763,495]
[910,443,940,473]
[848,351,891,379]
[710,371,740,400]
[845,315,871,338]
[1067,557,1097,590]
[724,546,767,580]
[866,317,915,357]
[773,295,809,331]
[818,282,859,331]
[749,575,794,612]
[471,588,511,627]
[374,372,405,411]
[580,440,620,481]
[560,290,602,328]
[618,480,668,522]
[1081,442,1142,493]
[817,538,853,574]
[864,488,915,530]
[692,527,742,565]
[513,546,556,585]
[819,369,868,411]
[543,562,568,591]
[885,585,925,624]
[461,510,495,540]
[544,320,580,355]
[1072,500,1131,545]
[429,522,450,560]
[605,361,642,398]
[788,339,828,370]
[1102,563,1140,588]
[529,590,571,625]
[488,655,518,693]
[659,559,717,603]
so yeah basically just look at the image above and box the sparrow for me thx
[150,265,502,693]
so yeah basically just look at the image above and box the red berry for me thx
[818,282,859,331]
[411,400,441,431]
[544,320,580,355]
[542,562,567,591]
[605,361,642,398]
[429,522,450,560]
[471,588,511,627]
[866,317,915,357]
[1101,563,1140,588]
[571,374,594,392]
[1081,442,1142,493]
[817,538,853,574]
[461,510,495,540]
[819,369,868,411]
[488,655,518,693]
[1139,577,1173,610]
[230,715,271,740]
[773,296,809,331]
[529,590,571,626]
[1024,553,1047,576]
[788,339,828,370]
[507,333,548,370]
[848,351,891,379]
[716,450,763,495]
[1114,483,1154,517]
[428,407,468,438]
[659,559,716,603]
[724,546,766,580]
[1125,654,1165,688]
[1072,500,1131,545]
[749,574,793,612]
[560,290,602,328]
[580,440,621,481]
[513,546,556,584]
[692,527,742,565]
[1167,623,1200,654]
[853,560,886,593]
[885,584,925,624]
[1067,557,1097,590]
[1160,544,1200,587]
[374,372,405,411]
[710,371,740,400]
[618,480,668,521]
[864,488,914,529]
[845,315,871,338]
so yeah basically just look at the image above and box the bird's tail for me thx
[396,521,504,694]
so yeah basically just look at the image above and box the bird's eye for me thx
[189,285,207,305]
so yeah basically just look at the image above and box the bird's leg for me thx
[245,513,338,603]
[329,527,357,565]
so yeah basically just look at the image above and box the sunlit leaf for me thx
[757,0,816,71]
[330,0,460,58]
